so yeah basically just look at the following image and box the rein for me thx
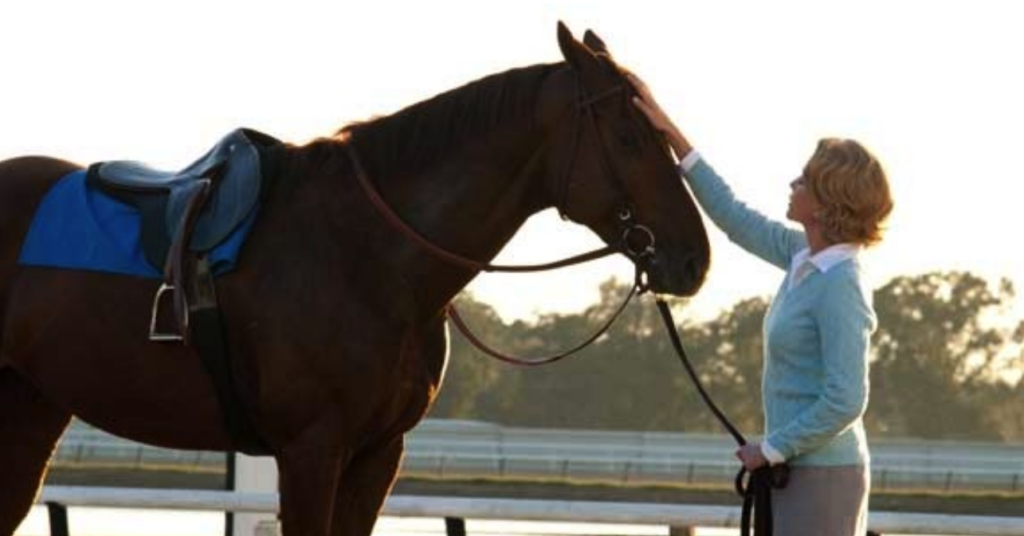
[345,144,619,273]
[655,298,789,536]
[448,265,642,366]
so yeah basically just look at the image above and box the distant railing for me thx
[53,420,1024,492]
[37,486,1024,536]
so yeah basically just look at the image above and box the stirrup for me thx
[149,282,186,342]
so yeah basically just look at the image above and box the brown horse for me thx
[0,24,709,536]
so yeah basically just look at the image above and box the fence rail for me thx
[37,486,1024,536]
[54,420,1024,493]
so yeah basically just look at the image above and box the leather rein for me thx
[346,73,656,366]
[655,299,789,536]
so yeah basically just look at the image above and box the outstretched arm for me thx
[628,73,804,269]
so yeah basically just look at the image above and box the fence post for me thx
[45,502,69,536]
[226,452,236,536]
[668,527,696,536]
[445,517,467,536]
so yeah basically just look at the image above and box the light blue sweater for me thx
[683,158,875,467]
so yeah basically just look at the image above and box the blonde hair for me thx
[804,138,893,246]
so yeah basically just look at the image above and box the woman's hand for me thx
[625,72,693,158]
[626,73,674,133]
[736,442,770,471]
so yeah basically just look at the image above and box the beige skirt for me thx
[771,465,870,536]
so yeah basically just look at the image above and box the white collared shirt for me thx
[787,243,862,291]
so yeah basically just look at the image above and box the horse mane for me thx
[334,63,561,177]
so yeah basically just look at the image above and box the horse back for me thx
[0,156,81,343]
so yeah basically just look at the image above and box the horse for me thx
[0,23,709,536]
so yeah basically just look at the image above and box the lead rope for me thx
[655,298,788,536]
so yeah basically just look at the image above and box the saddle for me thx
[87,128,283,342]
[87,128,283,456]
[89,129,282,269]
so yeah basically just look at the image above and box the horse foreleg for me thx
[0,368,72,536]
[276,421,351,536]
[329,435,405,536]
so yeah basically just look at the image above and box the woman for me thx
[629,73,893,536]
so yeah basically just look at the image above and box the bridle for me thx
[345,68,657,365]
[552,79,658,269]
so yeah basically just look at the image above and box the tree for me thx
[480,280,683,430]
[868,272,1020,439]
[432,279,770,434]
[675,296,770,435]
[429,292,522,419]
[432,271,1024,442]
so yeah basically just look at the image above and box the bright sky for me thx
[2,0,1022,324]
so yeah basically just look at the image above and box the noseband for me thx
[345,71,657,364]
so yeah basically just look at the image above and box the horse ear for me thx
[558,21,598,71]
[583,29,611,57]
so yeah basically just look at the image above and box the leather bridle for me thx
[554,80,658,266]
[345,69,658,365]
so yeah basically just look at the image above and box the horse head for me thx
[545,23,710,297]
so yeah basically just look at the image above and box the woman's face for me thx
[787,176,821,226]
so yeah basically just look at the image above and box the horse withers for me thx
[0,23,709,536]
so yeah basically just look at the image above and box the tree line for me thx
[428,271,1024,441]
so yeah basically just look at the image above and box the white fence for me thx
[54,419,1024,492]
[36,486,1024,536]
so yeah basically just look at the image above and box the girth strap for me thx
[155,191,270,454]
[136,129,284,455]
[140,160,271,454]
[189,256,270,455]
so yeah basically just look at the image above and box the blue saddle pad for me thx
[19,170,257,278]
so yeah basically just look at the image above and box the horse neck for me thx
[349,66,566,317]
